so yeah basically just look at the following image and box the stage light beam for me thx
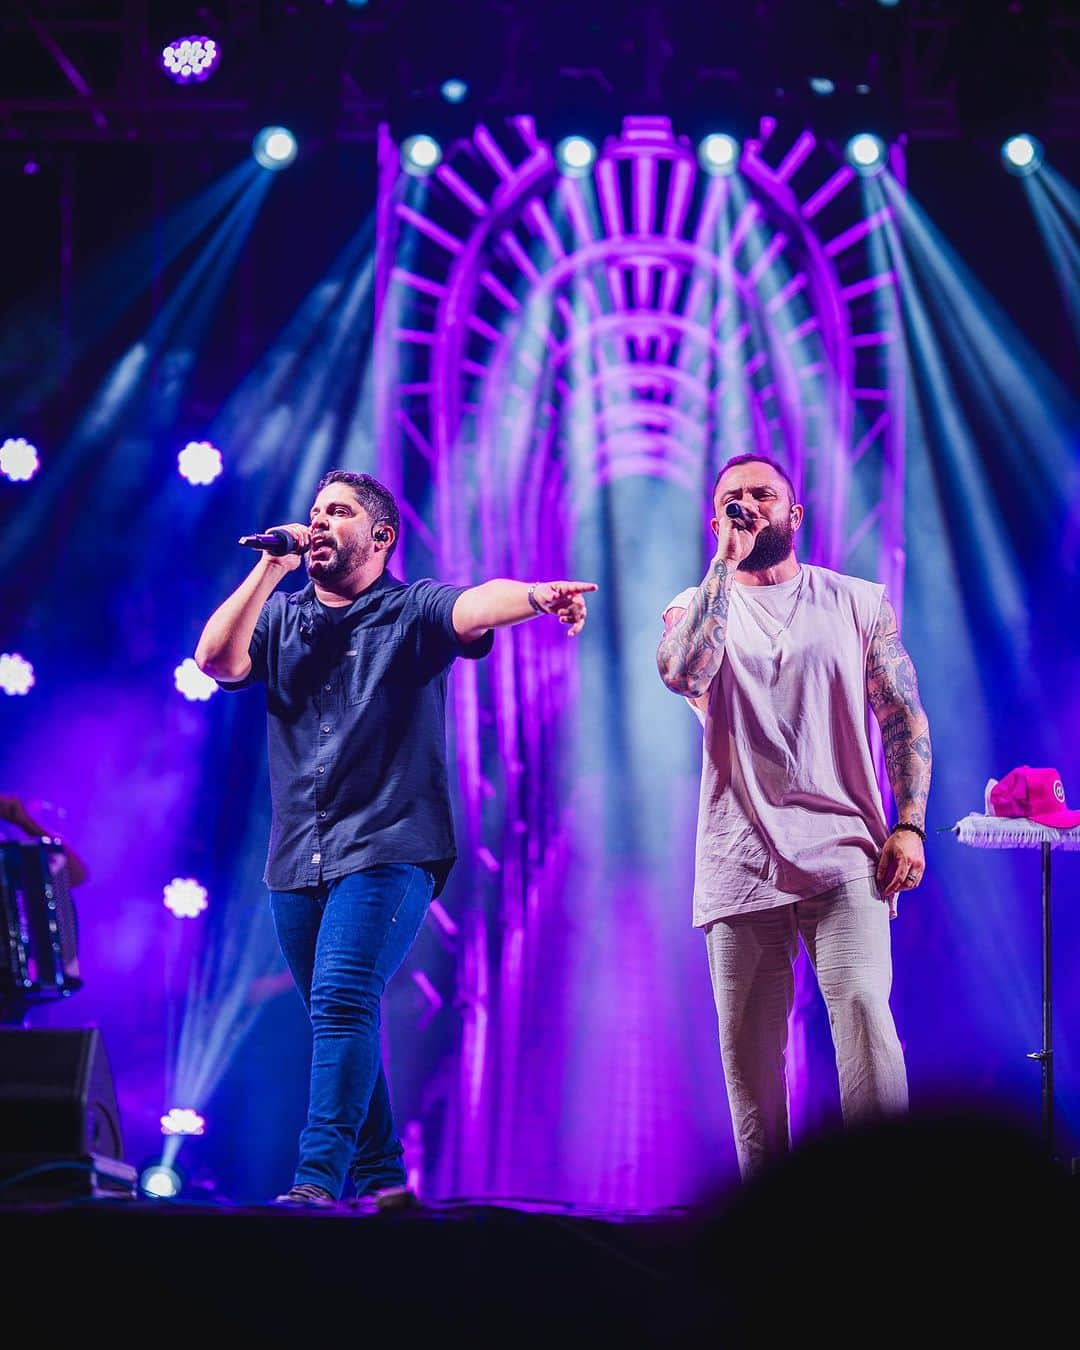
[1001,135,1044,177]
[161,1108,206,1137]
[163,878,209,918]
[253,126,298,171]
[140,1164,182,1198]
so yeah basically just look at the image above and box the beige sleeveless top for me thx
[666,564,887,926]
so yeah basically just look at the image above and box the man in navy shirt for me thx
[196,469,596,1207]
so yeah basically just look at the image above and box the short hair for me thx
[316,469,400,560]
[712,454,797,508]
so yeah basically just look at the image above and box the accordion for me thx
[0,839,82,1012]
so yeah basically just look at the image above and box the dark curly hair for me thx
[712,454,797,508]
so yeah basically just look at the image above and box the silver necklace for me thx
[734,568,806,644]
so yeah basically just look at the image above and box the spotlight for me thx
[1001,134,1044,177]
[697,133,741,176]
[845,133,887,176]
[0,436,40,481]
[140,1164,182,1199]
[440,78,469,105]
[177,439,223,485]
[253,126,298,171]
[555,136,597,176]
[0,653,35,696]
[161,1108,206,1137]
[809,77,835,97]
[174,657,218,703]
[400,134,442,176]
[161,36,220,85]
[163,877,209,918]
[22,159,40,177]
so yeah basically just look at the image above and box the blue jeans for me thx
[270,863,434,1198]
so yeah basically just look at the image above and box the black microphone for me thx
[238,529,308,556]
[725,502,747,523]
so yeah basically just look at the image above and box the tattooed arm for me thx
[656,557,737,700]
[866,593,933,895]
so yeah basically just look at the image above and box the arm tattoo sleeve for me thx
[866,595,933,830]
[656,558,735,699]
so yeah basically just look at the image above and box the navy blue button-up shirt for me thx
[222,571,493,895]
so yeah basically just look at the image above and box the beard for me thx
[306,535,370,583]
[738,518,796,572]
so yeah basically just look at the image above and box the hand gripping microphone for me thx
[237,529,308,556]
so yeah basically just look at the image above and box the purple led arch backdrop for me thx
[375,115,906,1205]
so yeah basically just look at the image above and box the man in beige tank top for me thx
[657,454,932,1179]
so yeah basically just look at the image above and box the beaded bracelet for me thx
[891,821,926,842]
[527,583,546,615]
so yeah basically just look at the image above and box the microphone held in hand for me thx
[725,502,747,524]
[238,529,308,556]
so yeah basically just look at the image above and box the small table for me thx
[952,814,1080,1162]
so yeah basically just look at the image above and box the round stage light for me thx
[161,36,219,85]
[0,653,35,696]
[140,1164,182,1199]
[177,439,223,485]
[845,133,887,176]
[1001,134,1044,177]
[161,1108,206,1137]
[400,135,442,176]
[0,436,40,481]
[253,126,298,171]
[809,77,836,97]
[697,133,741,176]
[555,136,597,176]
[174,657,218,703]
[163,877,210,918]
[440,78,468,105]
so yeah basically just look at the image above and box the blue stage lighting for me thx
[252,126,298,171]
[555,136,597,176]
[809,77,836,97]
[697,133,741,177]
[140,1163,182,1199]
[401,134,443,177]
[1001,134,1044,177]
[845,133,887,177]
[440,78,468,105]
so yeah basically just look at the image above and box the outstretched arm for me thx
[866,594,933,895]
[451,579,598,643]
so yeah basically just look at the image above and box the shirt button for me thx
[317,766,325,774]
[319,811,327,819]
[321,725,331,733]
[324,684,332,692]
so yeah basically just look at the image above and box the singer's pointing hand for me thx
[532,581,599,638]
[261,523,310,572]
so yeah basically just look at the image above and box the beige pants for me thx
[704,877,908,1179]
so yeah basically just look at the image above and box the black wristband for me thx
[891,822,926,842]
[527,584,546,615]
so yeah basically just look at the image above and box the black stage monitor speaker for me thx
[0,1027,137,1200]
[0,839,82,1019]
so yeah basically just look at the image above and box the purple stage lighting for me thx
[0,436,41,481]
[174,657,218,702]
[161,1107,206,1136]
[177,439,223,485]
[161,36,220,85]
[163,877,209,918]
[0,653,35,696]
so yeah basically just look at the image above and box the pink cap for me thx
[989,766,1080,830]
